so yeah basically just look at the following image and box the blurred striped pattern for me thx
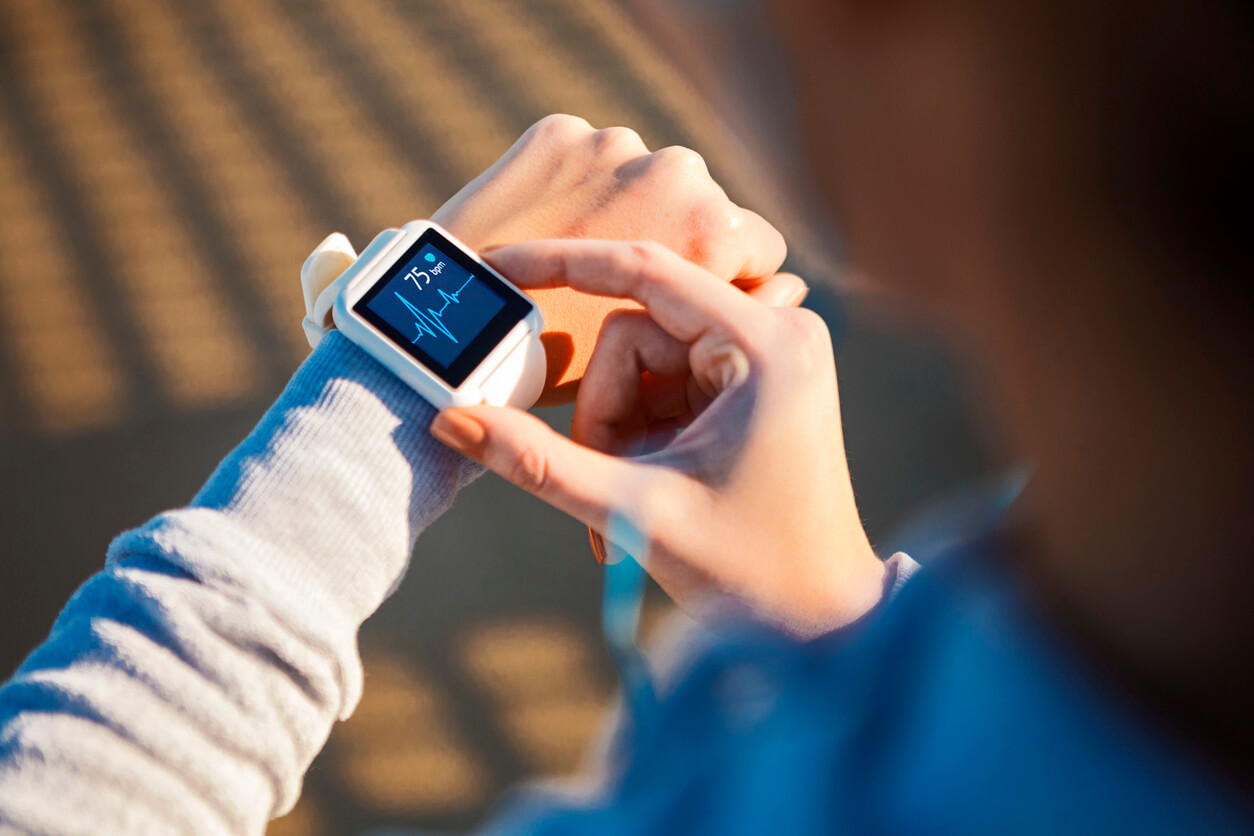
[0,0,736,437]
[0,5,997,835]
[0,0,711,831]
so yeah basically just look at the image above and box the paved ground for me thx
[0,0,993,832]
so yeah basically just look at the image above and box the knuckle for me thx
[605,245,641,282]
[597,309,653,356]
[681,204,741,275]
[530,113,591,143]
[543,244,574,288]
[626,239,668,264]
[625,240,672,280]
[601,307,644,336]
[593,125,645,157]
[507,444,551,494]
[650,145,709,175]
[603,243,637,277]
[601,241,674,296]
[694,203,741,240]
[779,307,831,349]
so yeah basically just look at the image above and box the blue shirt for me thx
[0,334,1247,834]
[486,545,1253,835]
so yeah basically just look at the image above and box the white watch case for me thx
[329,221,546,409]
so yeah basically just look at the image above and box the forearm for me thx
[0,332,478,834]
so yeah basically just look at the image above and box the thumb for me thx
[430,405,650,531]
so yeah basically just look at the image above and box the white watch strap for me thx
[300,228,410,349]
[300,233,358,349]
[478,330,548,408]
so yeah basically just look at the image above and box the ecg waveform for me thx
[395,276,475,344]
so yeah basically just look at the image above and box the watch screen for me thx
[353,228,533,388]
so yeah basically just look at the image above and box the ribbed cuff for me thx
[107,331,483,638]
[883,552,922,601]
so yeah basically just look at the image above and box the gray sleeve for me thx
[0,332,481,835]
[883,552,922,600]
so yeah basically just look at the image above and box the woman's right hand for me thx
[429,240,886,637]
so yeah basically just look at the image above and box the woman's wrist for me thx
[783,546,889,637]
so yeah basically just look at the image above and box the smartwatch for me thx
[302,221,546,410]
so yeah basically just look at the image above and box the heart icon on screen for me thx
[424,253,436,263]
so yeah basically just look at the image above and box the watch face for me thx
[353,227,534,388]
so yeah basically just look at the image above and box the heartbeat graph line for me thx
[395,276,475,344]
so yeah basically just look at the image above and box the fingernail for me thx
[430,409,486,456]
[708,344,752,392]
[788,281,810,307]
[588,528,609,564]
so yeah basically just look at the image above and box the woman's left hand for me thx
[303,115,790,405]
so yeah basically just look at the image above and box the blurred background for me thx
[0,0,995,832]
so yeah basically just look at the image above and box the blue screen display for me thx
[361,242,507,370]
